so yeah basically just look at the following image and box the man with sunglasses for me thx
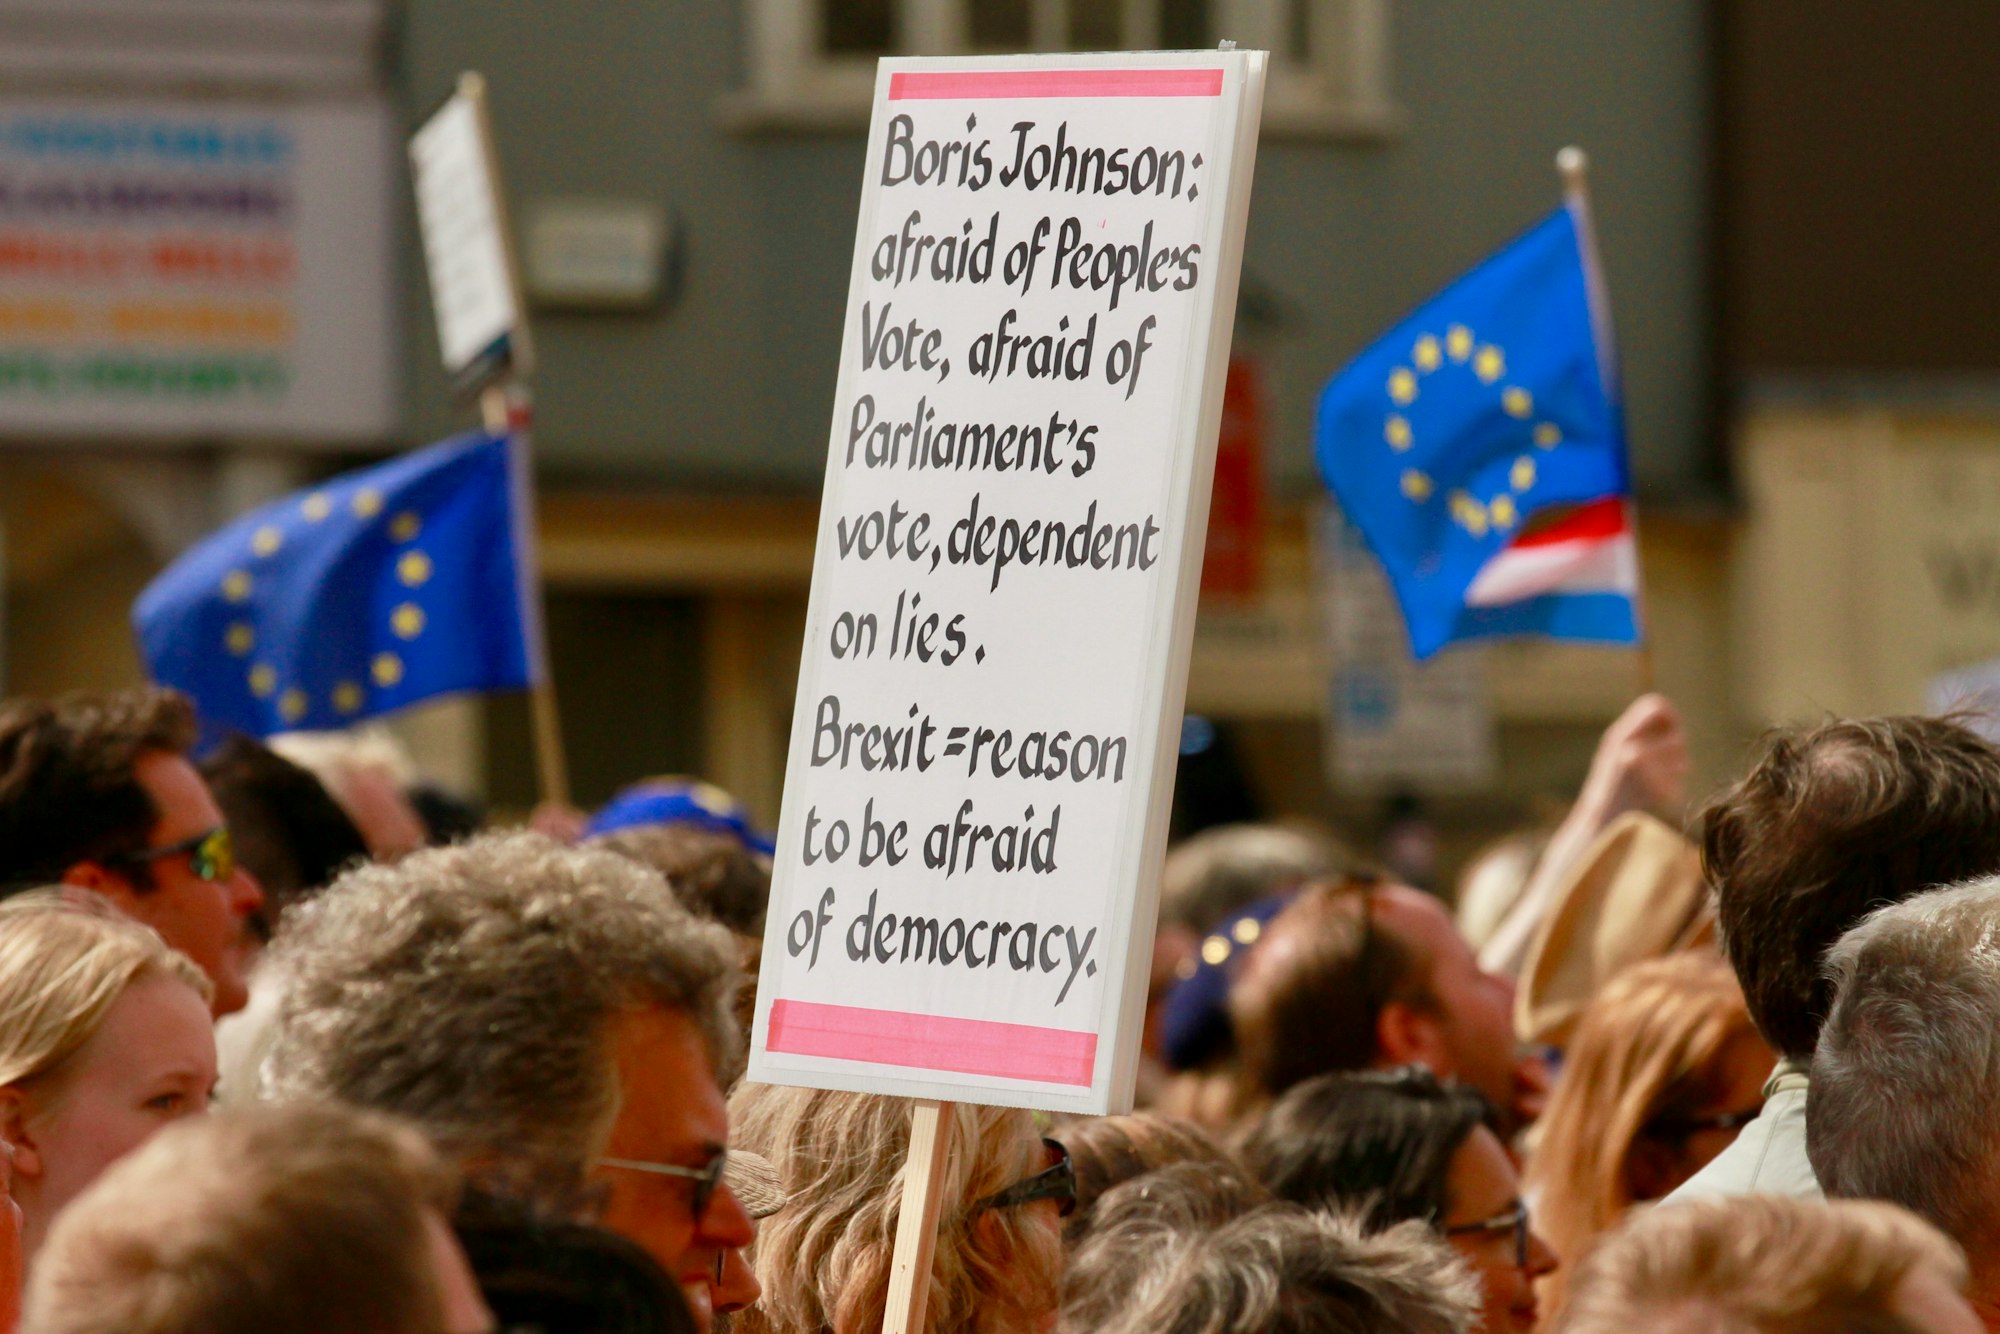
[0,688,265,1016]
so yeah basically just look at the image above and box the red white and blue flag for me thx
[1457,497,1639,644]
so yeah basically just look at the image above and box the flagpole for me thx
[482,381,573,809]
[1557,146,1656,695]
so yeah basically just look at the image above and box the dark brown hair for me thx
[1228,876,1428,1102]
[1240,1068,1495,1233]
[201,736,368,938]
[0,688,196,894]
[1699,715,2000,1058]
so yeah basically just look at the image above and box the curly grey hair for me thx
[1810,875,2000,1246]
[1080,1204,1478,1334]
[262,830,742,1201]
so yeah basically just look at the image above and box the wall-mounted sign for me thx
[0,97,397,443]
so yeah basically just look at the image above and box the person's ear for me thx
[59,864,137,914]
[1376,999,1450,1076]
[0,1088,44,1183]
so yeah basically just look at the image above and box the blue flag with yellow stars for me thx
[134,430,540,736]
[1316,202,1638,659]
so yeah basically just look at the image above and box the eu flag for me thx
[134,431,540,736]
[1316,203,1638,659]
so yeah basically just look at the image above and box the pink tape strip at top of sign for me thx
[767,1000,1098,1087]
[887,69,1224,101]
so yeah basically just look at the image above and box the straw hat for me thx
[1514,811,1713,1047]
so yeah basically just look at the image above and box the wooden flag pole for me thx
[884,1099,956,1334]
[1557,146,1657,695]
[481,381,572,809]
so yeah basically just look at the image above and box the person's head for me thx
[589,824,772,939]
[1084,1205,1479,1334]
[455,1189,697,1334]
[261,830,751,1329]
[1152,825,1342,1055]
[1054,1111,1249,1245]
[1229,877,1522,1129]
[1241,1068,1555,1334]
[1810,876,2000,1298]
[0,688,265,1014]
[1700,715,2000,1060]
[269,726,429,861]
[1527,952,1771,1298]
[727,1085,1065,1334]
[199,734,367,938]
[1160,823,1343,939]
[0,893,216,1260]
[1555,1196,1979,1334]
[22,1100,492,1334]
[1061,1161,1266,1331]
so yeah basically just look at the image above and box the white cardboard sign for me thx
[749,51,1266,1115]
[410,75,529,388]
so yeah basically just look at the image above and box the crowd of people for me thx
[0,682,1997,1331]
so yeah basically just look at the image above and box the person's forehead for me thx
[88,975,218,1077]
[1444,1125,1519,1219]
[606,1004,727,1151]
[132,748,225,842]
[1374,884,1463,959]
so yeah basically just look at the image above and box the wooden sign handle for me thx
[884,1099,955,1334]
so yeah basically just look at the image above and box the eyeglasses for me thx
[598,1149,728,1222]
[1445,1202,1531,1270]
[970,1138,1076,1218]
[116,826,236,883]
[1644,1107,1760,1142]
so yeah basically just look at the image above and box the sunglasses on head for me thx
[971,1138,1077,1218]
[116,827,236,884]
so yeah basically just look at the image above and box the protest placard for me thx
[749,51,1266,1116]
[410,73,531,395]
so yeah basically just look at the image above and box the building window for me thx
[723,0,1397,140]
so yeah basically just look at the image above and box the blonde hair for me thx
[728,1085,1063,1334]
[1556,1196,1966,1333]
[1526,953,1756,1309]
[0,891,213,1090]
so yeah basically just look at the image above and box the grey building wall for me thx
[399,1,1707,496]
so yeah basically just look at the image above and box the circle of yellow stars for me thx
[221,485,434,726]
[1383,323,1567,539]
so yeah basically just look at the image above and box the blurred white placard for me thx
[1319,504,1497,791]
[409,74,528,387]
[0,96,397,442]
[749,52,1267,1116]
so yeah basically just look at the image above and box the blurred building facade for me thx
[0,1,1988,866]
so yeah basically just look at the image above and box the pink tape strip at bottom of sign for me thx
[766,999,1099,1087]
